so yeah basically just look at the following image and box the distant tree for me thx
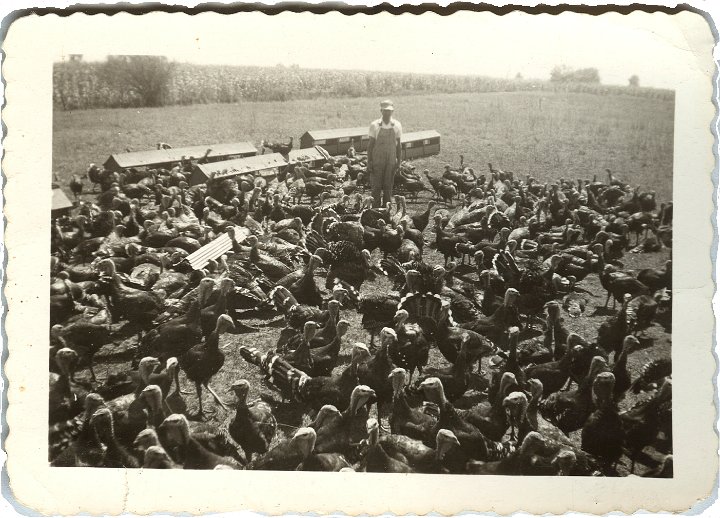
[550,65,570,82]
[515,72,524,80]
[100,55,174,107]
[574,68,600,83]
[550,65,600,84]
[629,74,640,87]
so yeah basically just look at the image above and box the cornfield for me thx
[53,61,674,111]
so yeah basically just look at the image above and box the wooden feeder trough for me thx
[300,127,369,156]
[401,130,441,160]
[103,142,258,172]
[287,146,332,167]
[189,153,289,186]
[51,185,73,218]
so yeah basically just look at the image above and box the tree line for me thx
[53,56,673,111]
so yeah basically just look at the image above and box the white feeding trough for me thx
[185,226,251,271]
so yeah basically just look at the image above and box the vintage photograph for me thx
[47,11,675,476]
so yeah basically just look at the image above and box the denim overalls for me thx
[371,124,398,208]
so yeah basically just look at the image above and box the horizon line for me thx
[53,57,675,92]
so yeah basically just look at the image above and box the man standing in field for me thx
[367,100,402,208]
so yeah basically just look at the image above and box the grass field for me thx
[53,90,673,474]
[53,90,674,202]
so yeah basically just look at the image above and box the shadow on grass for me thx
[591,306,617,317]
[453,264,477,277]
[518,327,544,341]
[632,335,656,353]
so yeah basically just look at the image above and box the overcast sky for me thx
[53,11,699,89]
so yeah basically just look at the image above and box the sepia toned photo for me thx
[3,6,717,516]
[48,15,675,476]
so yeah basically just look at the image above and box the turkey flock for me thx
[50,150,672,477]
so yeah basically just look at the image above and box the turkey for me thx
[261,137,294,156]
[48,146,673,478]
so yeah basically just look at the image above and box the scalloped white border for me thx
[1,6,717,516]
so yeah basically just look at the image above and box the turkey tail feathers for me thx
[624,300,637,328]
[492,250,519,283]
[380,256,405,280]
[519,239,538,251]
[491,252,505,275]
[238,345,264,367]
[331,278,359,306]
[308,211,323,233]
[630,358,672,394]
[504,251,520,277]
[398,292,455,336]
[305,230,327,254]
[492,252,510,283]
[270,285,297,312]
